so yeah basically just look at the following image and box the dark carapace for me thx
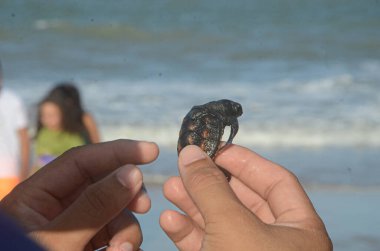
[177,99,243,180]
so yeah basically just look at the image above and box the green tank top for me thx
[35,128,86,168]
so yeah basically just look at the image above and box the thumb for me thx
[33,165,143,250]
[178,145,241,222]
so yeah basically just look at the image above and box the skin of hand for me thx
[160,145,333,251]
[0,139,159,251]
[18,127,30,181]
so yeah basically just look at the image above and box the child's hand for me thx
[160,145,332,251]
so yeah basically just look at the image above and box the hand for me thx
[160,145,332,251]
[0,139,159,251]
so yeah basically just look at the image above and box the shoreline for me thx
[142,172,380,192]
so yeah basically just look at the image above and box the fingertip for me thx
[163,176,182,199]
[128,187,151,214]
[118,139,160,164]
[178,145,208,167]
[147,141,160,158]
[119,242,134,251]
[108,211,143,251]
[159,210,172,228]
[159,210,185,233]
[140,140,160,162]
[160,210,200,247]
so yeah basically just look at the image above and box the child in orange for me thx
[0,61,30,200]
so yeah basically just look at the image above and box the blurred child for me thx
[46,83,100,143]
[33,83,99,172]
[0,60,30,199]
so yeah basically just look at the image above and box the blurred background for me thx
[1,0,379,250]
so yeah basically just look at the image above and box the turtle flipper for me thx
[226,117,239,144]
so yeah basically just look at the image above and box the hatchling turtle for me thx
[177,99,243,181]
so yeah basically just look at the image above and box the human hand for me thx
[1,139,159,251]
[160,145,332,251]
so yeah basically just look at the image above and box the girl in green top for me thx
[33,83,98,172]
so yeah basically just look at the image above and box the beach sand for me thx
[137,185,380,251]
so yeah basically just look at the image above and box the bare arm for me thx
[17,127,30,180]
[83,112,100,143]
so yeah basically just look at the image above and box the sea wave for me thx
[100,123,380,148]
[8,65,380,151]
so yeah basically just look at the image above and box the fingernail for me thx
[119,242,133,251]
[181,145,207,167]
[116,165,141,189]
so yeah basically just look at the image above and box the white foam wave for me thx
[236,127,380,147]
[276,74,355,94]
[100,124,380,148]
[34,19,66,30]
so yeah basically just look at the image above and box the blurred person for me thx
[32,83,99,172]
[47,83,100,144]
[0,60,30,200]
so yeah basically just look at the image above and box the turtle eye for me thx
[237,104,243,116]
[232,102,243,116]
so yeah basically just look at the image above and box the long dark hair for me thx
[36,82,89,140]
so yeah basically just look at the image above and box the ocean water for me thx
[1,0,379,185]
[1,1,380,249]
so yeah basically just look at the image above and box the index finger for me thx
[29,139,159,199]
[215,144,321,227]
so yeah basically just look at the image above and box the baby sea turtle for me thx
[177,99,243,181]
